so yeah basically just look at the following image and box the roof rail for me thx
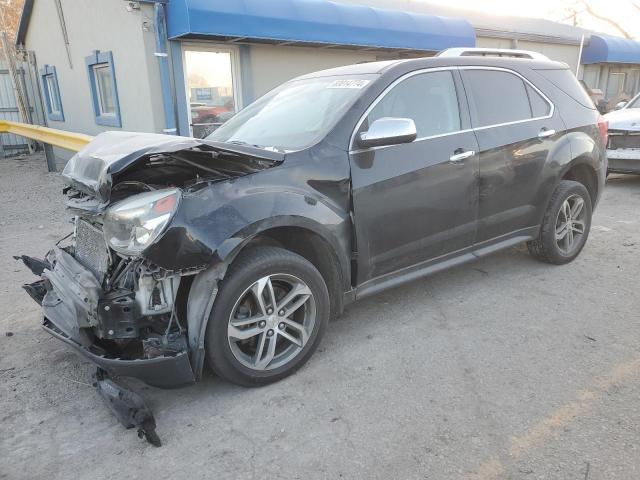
[437,48,550,61]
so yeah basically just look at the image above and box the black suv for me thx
[20,48,607,390]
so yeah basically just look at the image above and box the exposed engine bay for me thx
[43,143,277,361]
[64,147,277,213]
[52,220,190,360]
[18,131,282,385]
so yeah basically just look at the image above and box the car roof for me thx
[296,55,569,80]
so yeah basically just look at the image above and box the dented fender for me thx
[143,167,353,286]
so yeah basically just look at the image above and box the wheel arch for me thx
[560,160,598,207]
[216,216,351,296]
[184,216,351,381]
[557,129,606,207]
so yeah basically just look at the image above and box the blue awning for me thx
[582,34,640,64]
[166,0,475,52]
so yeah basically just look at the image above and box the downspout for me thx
[576,34,585,78]
[153,2,177,135]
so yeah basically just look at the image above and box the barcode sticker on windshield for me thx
[327,79,370,89]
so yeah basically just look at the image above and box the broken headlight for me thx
[103,188,181,255]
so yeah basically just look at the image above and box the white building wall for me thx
[24,0,165,153]
[248,45,381,98]
[518,40,580,72]
[475,37,514,49]
[476,36,581,72]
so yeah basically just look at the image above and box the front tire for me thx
[527,180,592,264]
[205,246,330,387]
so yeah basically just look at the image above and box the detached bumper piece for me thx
[94,368,161,447]
[17,248,196,388]
[43,319,195,388]
[14,255,51,276]
[17,245,196,447]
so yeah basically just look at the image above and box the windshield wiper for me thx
[228,140,266,148]
[227,140,284,151]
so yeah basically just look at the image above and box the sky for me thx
[423,0,640,38]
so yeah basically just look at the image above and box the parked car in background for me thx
[605,92,640,175]
[190,96,235,125]
[18,48,607,394]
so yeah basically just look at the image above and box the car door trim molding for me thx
[461,66,555,132]
[349,66,555,154]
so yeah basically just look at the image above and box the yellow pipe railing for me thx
[0,120,93,152]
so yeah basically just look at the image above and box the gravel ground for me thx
[1,153,639,480]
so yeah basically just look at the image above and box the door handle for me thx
[449,150,475,163]
[538,128,556,138]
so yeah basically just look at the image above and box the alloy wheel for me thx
[227,274,316,371]
[555,194,586,255]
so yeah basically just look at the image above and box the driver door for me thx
[349,69,479,284]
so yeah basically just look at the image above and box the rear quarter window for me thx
[534,68,597,110]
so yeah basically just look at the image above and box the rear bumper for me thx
[606,148,640,174]
[24,248,195,389]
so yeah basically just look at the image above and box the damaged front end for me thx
[18,131,281,388]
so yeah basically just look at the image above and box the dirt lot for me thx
[1,153,639,480]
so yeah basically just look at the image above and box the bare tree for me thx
[0,0,25,47]
[578,0,633,38]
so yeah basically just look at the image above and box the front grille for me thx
[75,218,110,281]
[609,133,640,149]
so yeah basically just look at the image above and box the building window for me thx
[40,65,64,122]
[85,50,121,127]
[183,46,241,138]
[606,72,626,102]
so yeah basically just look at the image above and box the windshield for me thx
[627,93,640,109]
[207,75,376,151]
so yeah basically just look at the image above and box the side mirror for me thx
[615,101,627,110]
[357,117,417,149]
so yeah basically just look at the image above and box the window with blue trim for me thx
[85,50,121,127]
[40,65,64,122]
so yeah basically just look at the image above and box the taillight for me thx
[597,115,608,146]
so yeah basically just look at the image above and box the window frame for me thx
[85,50,121,127]
[40,65,64,122]
[350,66,555,152]
[461,67,554,131]
[524,83,552,118]
[180,43,243,137]
[350,67,468,151]
[361,69,462,140]
[605,71,626,100]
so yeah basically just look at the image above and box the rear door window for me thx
[526,84,551,117]
[363,70,461,138]
[463,70,537,127]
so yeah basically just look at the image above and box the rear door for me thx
[460,67,565,244]
[350,69,479,283]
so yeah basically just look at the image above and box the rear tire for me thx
[527,180,592,265]
[205,246,330,387]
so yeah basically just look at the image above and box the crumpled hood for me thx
[62,131,284,204]
[604,108,640,131]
